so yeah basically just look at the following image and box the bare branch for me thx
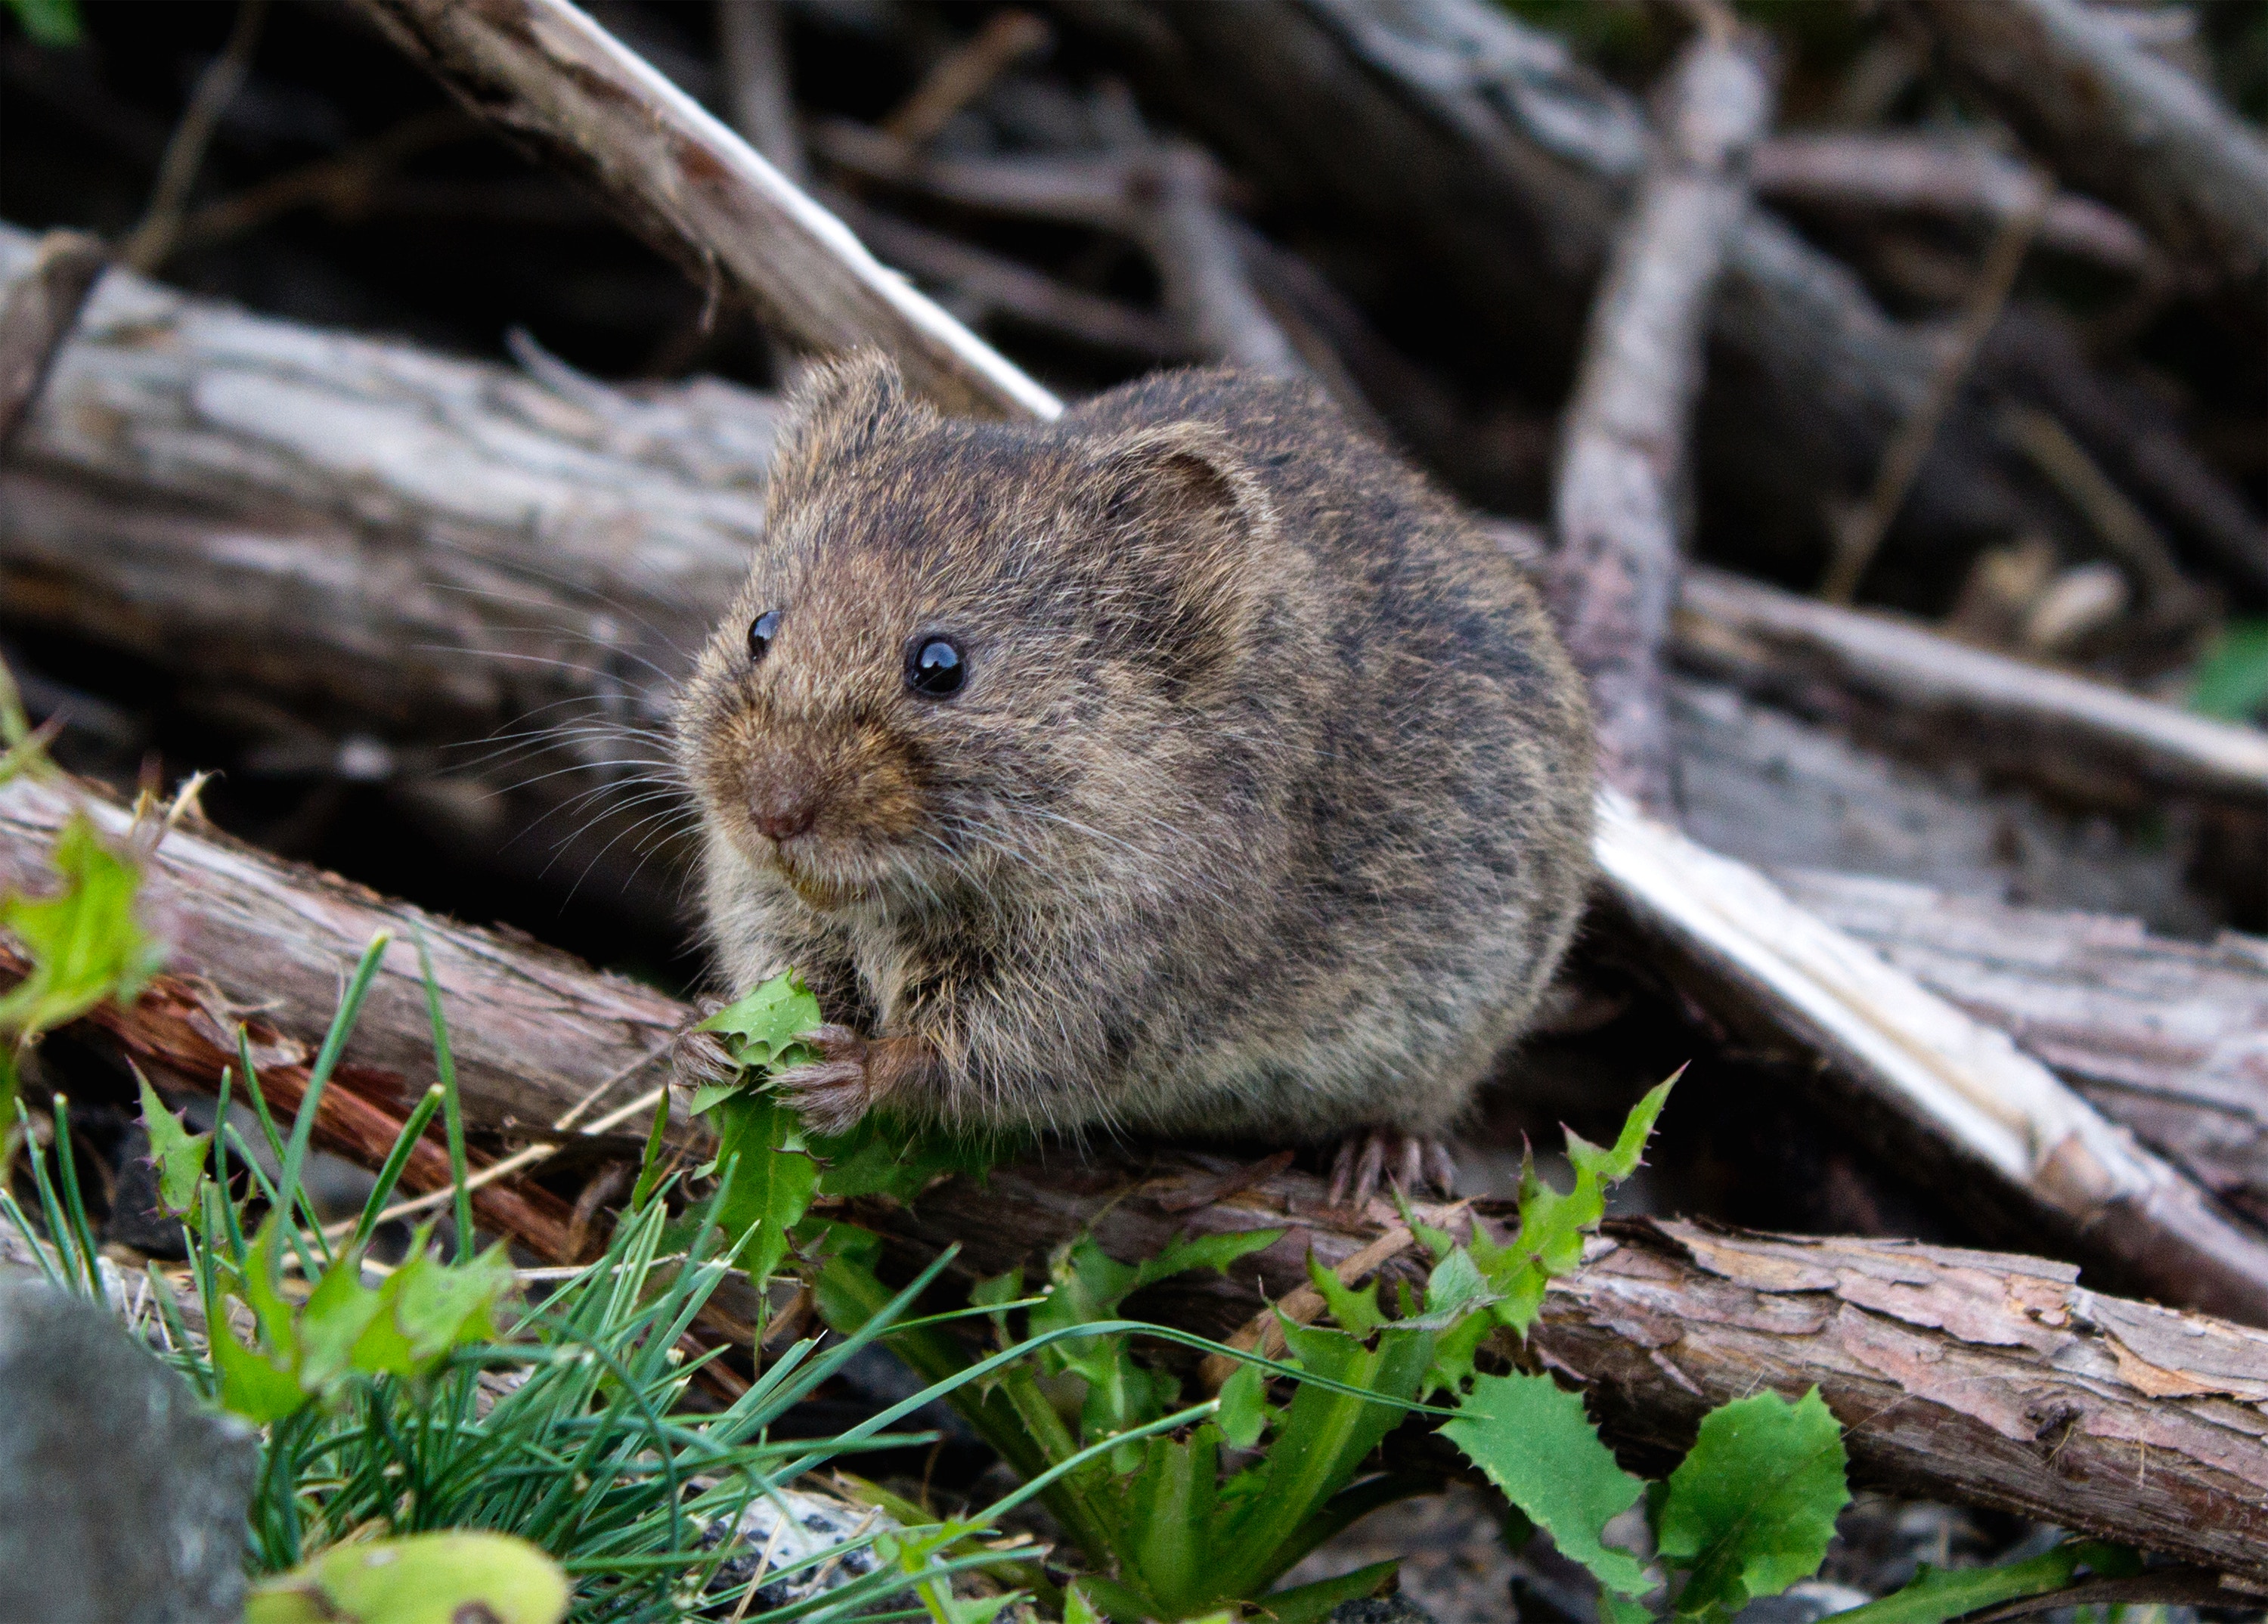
[1546,26,1774,810]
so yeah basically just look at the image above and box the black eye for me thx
[747,609,782,663]
[906,634,966,698]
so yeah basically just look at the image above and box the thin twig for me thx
[1819,188,2049,604]
[879,11,1051,147]
[120,0,271,274]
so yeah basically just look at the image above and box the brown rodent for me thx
[675,352,1593,1191]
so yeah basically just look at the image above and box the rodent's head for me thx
[677,351,1297,917]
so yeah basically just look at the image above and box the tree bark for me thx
[1548,24,1773,810]
[1786,870,2268,1233]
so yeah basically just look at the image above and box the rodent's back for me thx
[1063,370,1595,1140]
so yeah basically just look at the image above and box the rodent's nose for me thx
[749,782,820,843]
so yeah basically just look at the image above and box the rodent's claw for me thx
[1328,1128,1458,1210]
[773,1024,873,1136]
[671,994,737,1090]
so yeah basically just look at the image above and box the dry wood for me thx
[0,771,683,1264]
[8,782,2268,1572]
[1672,563,2268,810]
[1055,0,2051,581]
[343,0,1057,420]
[0,229,105,454]
[1749,132,2154,274]
[1594,790,2268,1326]
[716,0,806,184]
[1548,24,1772,810]
[1901,0,2268,317]
[1786,870,2268,1232]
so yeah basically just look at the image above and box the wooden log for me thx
[1786,870,2268,1232]
[1900,0,2268,321]
[344,0,1058,420]
[854,1161,2268,1584]
[1749,132,2154,274]
[0,229,105,454]
[1548,22,1773,810]
[5,778,2268,1576]
[0,771,683,1265]
[1674,563,2268,810]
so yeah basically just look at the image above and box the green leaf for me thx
[1255,1560,1400,1624]
[1656,1387,1850,1621]
[0,813,166,1043]
[1064,1582,1104,1624]
[1823,1542,2139,1624]
[1442,1370,1653,1604]
[1572,1074,1678,1184]
[2190,618,2268,723]
[1123,1427,1222,1618]
[706,1088,820,1284]
[243,1530,568,1624]
[1213,1321,1432,1598]
[2,0,81,48]
[1306,1247,1388,1337]
[1217,1358,1269,1448]
[136,1073,209,1219]
[698,969,825,1071]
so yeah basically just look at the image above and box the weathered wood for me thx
[1674,563,2268,810]
[344,0,1058,420]
[0,771,683,1263]
[1901,0,2268,320]
[6,779,2268,1573]
[1749,132,2154,274]
[1548,23,1772,810]
[1786,870,2268,1232]
[0,229,104,453]
[1594,790,2268,1327]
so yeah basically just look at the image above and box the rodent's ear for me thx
[766,349,929,508]
[1085,422,1278,697]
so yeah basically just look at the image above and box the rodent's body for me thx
[676,355,1593,1148]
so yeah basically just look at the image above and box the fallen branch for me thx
[0,229,104,453]
[1547,20,1772,809]
[1749,132,2154,274]
[851,1160,2268,1585]
[5,777,2268,1576]
[345,0,1057,420]
[1901,0,2268,319]
[0,771,684,1264]
[1786,870,2268,1231]
[1672,563,2268,810]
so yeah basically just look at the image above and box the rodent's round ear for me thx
[766,349,929,508]
[1083,422,1278,699]
[1089,421,1275,544]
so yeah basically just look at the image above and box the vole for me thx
[674,352,1594,1201]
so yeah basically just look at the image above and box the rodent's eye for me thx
[905,634,966,699]
[746,609,782,664]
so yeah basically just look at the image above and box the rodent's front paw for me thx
[772,1024,876,1136]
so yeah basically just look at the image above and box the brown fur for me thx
[675,352,1594,1144]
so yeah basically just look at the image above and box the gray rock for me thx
[1331,1596,1440,1624]
[702,1483,894,1611]
[0,1268,259,1624]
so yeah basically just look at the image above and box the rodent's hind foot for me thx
[1326,1128,1458,1210]
[770,1024,874,1137]
[671,994,737,1089]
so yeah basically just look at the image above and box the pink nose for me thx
[751,786,818,843]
